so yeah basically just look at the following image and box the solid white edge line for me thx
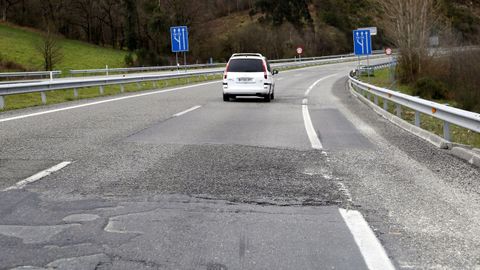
[173,105,202,117]
[339,208,396,270]
[3,161,72,191]
[302,98,323,150]
[0,81,220,123]
[304,73,340,97]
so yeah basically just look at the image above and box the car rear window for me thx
[227,59,264,72]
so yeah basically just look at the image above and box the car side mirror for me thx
[273,70,279,75]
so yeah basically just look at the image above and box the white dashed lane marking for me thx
[3,161,72,191]
[173,105,202,117]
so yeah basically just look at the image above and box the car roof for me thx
[230,53,264,60]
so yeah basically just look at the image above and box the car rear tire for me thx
[223,94,229,102]
[271,91,275,100]
[264,94,271,102]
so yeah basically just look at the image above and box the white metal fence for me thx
[0,71,61,80]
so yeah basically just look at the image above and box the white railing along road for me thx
[0,54,388,109]
[349,75,480,142]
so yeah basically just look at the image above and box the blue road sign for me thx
[353,29,372,56]
[170,26,189,53]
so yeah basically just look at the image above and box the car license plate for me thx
[237,77,254,83]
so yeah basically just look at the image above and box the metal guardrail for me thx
[0,54,389,110]
[0,70,224,109]
[270,54,386,70]
[354,60,397,76]
[348,74,480,141]
[0,71,62,79]
[70,51,387,75]
[70,63,225,75]
[364,61,396,70]
[268,50,385,64]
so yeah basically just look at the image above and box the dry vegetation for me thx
[374,0,480,112]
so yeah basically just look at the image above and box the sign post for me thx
[353,29,372,78]
[170,26,189,72]
[296,46,303,62]
[385,47,394,86]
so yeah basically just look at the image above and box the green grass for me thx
[357,70,480,148]
[360,68,414,94]
[0,23,128,72]
[2,74,223,111]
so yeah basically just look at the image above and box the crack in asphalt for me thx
[109,254,167,269]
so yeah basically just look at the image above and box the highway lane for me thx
[0,60,479,269]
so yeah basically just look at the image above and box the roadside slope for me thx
[0,23,127,71]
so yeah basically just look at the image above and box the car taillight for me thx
[262,62,268,79]
[224,62,230,79]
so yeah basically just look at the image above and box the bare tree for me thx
[98,0,122,48]
[375,0,441,83]
[0,0,20,21]
[40,0,67,30]
[36,29,63,71]
[71,0,99,43]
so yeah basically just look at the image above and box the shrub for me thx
[0,53,27,72]
[124,53,135,67]
[448,50,480,113]
[413,77,448,100]
[134,49,168,66]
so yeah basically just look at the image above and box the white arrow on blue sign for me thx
[170,26,189,53]
[353,29,372,56]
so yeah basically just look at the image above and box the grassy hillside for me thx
[0,23,128,72]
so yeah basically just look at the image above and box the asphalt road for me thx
[1,60,479,270]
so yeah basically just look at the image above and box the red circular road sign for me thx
[296,47,304,55]
[385,48,393,55]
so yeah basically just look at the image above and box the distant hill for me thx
[1,0,478,66]
[0,23,128,72]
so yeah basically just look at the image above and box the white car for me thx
[222,53,278,102]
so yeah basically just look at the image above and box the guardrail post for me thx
[374,95,379,106]
[73,88,78,98]
[153,81,157,88]
[120,85,125,93]
[415,111,421,127]
[137,82,141,89]
[383,99,388,111]
[99,86,104,95]
[444,121,451,141]
[40,92,47,104]
[396,104,402,118]
[0,96,4,109]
